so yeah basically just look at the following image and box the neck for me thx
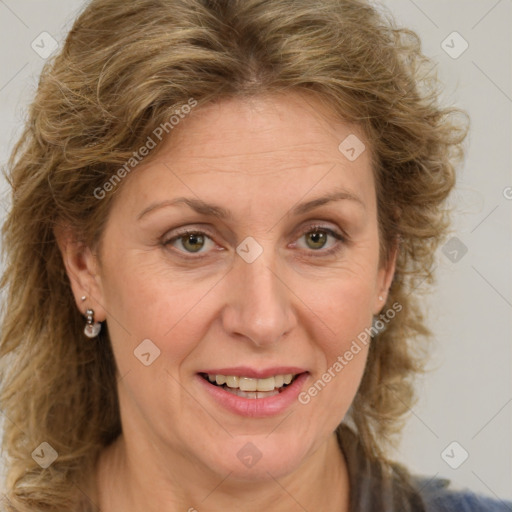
[92,430,350,512]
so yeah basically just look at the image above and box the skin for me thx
[57,91,396,511]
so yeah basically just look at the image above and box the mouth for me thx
[199,372,301,399]
[196,367,309,417]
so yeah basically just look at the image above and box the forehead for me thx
[115,92,375,216]
[164,92,368,168]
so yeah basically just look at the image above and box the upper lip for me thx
[198,367,308,379]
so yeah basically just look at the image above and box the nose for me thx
[220,248,297,348]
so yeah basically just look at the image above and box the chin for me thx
[202,433,315,482]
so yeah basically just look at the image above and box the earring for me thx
[379,296,384,301]
[84,308,101,338]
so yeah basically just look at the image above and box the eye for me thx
[162,224,346,259]
[294,225,346,256]
[164,229,216,255]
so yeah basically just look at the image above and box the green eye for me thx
[296,226,346,256]
[165,230,213,254]
[180,233,205,253]
[164,225,346,259]
[305,231,328,250]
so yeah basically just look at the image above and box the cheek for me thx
[298,280,372,428]
[316,281,373,373]
[297,229,382,335]
[99,253,221,370]
[296,266,376,415]
[303,265,377,347]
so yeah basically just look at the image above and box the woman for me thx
[0,0,508,510]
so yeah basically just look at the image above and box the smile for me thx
[197,370,309,417]
[200,373,298,399]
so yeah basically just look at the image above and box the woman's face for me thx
[81,92,395,480]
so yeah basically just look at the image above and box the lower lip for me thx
[196,373,309,418]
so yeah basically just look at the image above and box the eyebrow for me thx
[137,188,365,221]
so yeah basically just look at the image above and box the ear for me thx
[373,237,399,315]
[54,223,107,321]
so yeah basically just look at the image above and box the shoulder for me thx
[412,476,512,512]
[335,425,511,512]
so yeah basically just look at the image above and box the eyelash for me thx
[162,225,347,259]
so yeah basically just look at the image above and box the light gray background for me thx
[0,0,511,503]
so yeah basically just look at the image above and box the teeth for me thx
[226,376,239,388]
[256,377,276,392]
[239,377,257,392]
[206,373,296,391]
[274,375,284,387]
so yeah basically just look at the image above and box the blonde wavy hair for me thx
[0,0,467,509]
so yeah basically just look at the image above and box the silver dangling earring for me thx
[84,308,101,338]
